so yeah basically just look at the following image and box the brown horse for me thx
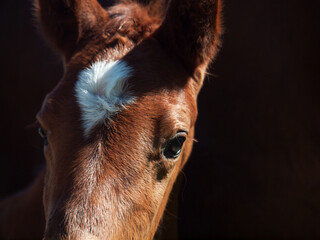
[0,0,222,239]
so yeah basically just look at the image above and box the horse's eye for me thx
[38,126,48,146]
[163,134,186,159]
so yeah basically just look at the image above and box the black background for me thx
[1,0,320,239]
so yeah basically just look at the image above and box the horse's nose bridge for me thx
[43,233,100,240]
[44,173,107,239]
[44,209,101,240]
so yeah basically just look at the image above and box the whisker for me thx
[26,120,39,129]
[186,135,198,143]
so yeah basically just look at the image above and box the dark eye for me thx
[38,126,48,146]
[162,133,186,159]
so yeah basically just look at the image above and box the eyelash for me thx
[37,122,48,146]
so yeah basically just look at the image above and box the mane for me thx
[105,1,165,45]
[33,0,166,60]
[118,0,168,19]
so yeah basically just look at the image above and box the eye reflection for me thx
[162,133,187,159]
[38,125,48,146]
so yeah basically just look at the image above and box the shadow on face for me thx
[33,0,222,239]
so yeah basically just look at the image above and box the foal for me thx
[0,0,222,239]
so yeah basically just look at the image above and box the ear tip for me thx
[154,0,224,75]
[33,0,110,62]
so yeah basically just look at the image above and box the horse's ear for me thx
[34,0,109,61]
[154,0,222,78]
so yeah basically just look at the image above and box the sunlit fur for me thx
[0,0,222,239]
[75,60,134,137]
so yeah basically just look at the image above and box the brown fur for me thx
[0,170,46,239]
[0,0,222,239]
